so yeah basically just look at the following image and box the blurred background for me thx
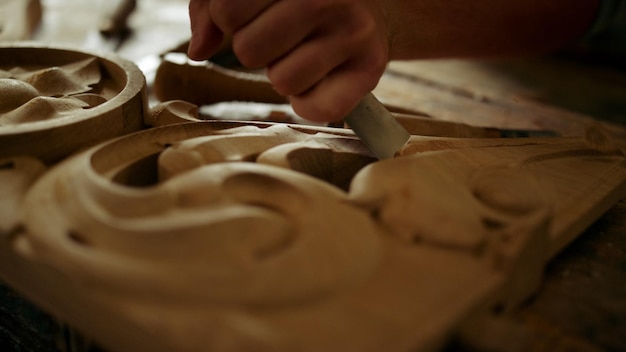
[6,0,191,62]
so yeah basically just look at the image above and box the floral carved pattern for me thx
[3,121,624,352]
[0,58,106,125]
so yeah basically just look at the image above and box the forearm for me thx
[385,0,602,59]
[187,0,604,122]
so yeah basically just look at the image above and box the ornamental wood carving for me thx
[1,113,624,351]
[0,44,146,163]
[0,0,42,41]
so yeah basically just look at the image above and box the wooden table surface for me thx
[2,0,625,351]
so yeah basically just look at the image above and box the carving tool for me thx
[343,93,411,159]
[99,0,137,39]
[203,50,412,159]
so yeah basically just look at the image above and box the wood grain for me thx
[0,120,623,352]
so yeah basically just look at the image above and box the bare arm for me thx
[187,0,601,123]
[386,0,602,59]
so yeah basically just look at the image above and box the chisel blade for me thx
[344,93,411,159]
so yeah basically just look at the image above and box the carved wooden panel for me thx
[1,117,624,352]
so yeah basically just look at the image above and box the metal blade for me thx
[344,93,411,159]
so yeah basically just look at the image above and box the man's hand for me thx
[188,0,602,122]
[188,0,390,123]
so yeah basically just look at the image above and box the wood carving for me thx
[151,52,537,136]
[0,156,45,236]
[0,44,147,163]
[376,60,626,138]
[1,119,624,352]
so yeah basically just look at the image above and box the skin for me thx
[188,0,601,123]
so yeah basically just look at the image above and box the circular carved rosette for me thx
[18,122,382,307]
[0,44,147,163]
[13,122,626,351]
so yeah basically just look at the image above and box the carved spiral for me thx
[18,130,382,307]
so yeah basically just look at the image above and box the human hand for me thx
[188,0,391,123]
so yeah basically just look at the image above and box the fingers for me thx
[289,56,387,123]
[188,0,390,123]
[266,9,384,97]
[209,0,275,34]
[188,0,224,60]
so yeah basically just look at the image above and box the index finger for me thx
[188,0,225,60]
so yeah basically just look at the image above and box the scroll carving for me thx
[2,120,624,352]
[0,44,146,163]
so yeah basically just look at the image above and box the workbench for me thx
[1,1,625,351]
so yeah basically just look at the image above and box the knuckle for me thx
[266,69,292,96]
[299,0,331,15]
[232,37,263,68]
[209,0,238,33]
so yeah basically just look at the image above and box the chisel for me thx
[343,92,411,159]
[204,49,412,159]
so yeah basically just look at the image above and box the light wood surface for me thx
[0,118,624,352]
[0,0,42,41]
[0,44,147,164]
